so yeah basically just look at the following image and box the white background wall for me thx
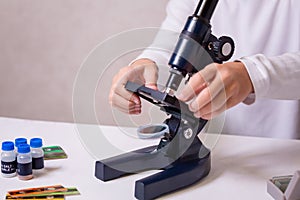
[0,0,169,125]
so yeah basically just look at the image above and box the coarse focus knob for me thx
[212,36,235,62]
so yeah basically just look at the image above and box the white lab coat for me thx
[137,0,300,139]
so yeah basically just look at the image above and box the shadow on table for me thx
[33,166,62,178]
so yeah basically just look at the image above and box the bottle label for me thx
[1,160,17,174]
[32,157,44,169]
[17,162,32,176]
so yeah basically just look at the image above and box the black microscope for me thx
[95,0,235,199]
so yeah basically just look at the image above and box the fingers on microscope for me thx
[109,90,141,114]
[177,64,217,102]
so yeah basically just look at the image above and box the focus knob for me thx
[212,36,235,62]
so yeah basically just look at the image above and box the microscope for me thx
[95,0,235,199]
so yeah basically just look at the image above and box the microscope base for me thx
[135,153,210,200]
[95,145,166,181]
[95,143,211,200]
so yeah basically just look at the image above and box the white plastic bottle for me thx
[17,144,33,180]
[1,141,17,178]
[30,138,44,170]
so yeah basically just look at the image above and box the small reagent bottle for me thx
[1,141,17,178]
[17,144,33,180]
[30,138,44,170]
[15,138,27,155]
[15,138,27,148]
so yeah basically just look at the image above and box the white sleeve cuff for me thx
[238,52,300,101]
[237,54,270,99]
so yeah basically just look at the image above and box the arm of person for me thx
[177,52,300,119]
[239,52,300,101]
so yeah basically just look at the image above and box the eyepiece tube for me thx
[194,0,219,21]
[193,0,204,16]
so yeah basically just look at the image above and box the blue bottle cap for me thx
[18,144,31,153]
[15,138,27,147]
[2,141,15,151]
[30,138,43,148]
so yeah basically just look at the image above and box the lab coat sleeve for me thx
[239,52,300,101]
[134,0,194,65]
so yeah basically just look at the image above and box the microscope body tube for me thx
[166,0,219,93]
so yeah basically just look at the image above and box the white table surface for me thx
[0,117,300,200]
